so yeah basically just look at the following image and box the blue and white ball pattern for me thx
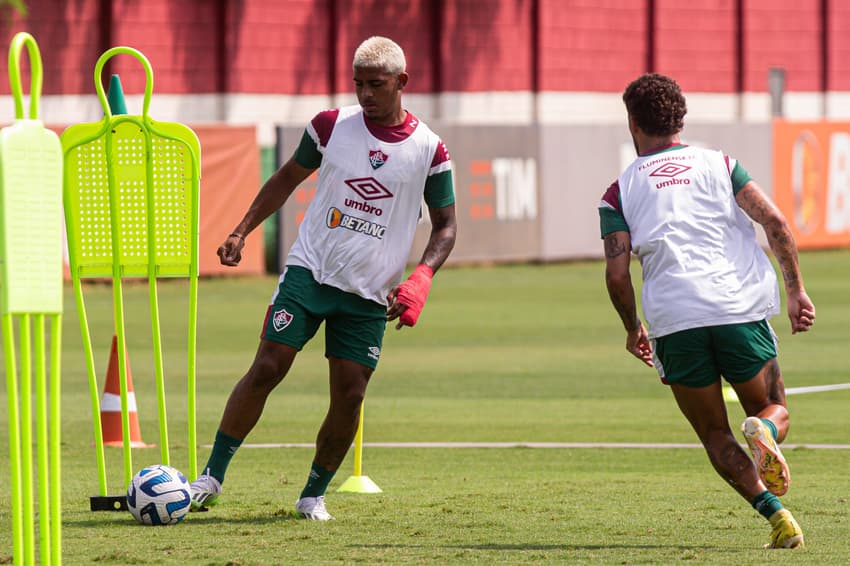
[127,464,191,525]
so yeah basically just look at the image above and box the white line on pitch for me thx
[224,442,850,450]
[786,382,850,395]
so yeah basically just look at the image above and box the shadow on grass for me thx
[68,509,305,527]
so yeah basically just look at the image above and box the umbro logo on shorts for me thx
[272,308,294,332]
[367,346,381,361]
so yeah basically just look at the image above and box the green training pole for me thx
[101,70,136,486]
[188,273,199,480]
[186,144,201,481]
[105,72,173,467]
[3,313,23,561]
[33,314,53,564]
[104,125,135,487]
[73,73,131,502]
[35,314,50,563]
[73,276,108,498]
[19,315,35,560]
[49,313,62,560]
[105,72,140,482]
[1,31,64,565]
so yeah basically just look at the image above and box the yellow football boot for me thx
[742,416,790,496]
[766,509,804,549]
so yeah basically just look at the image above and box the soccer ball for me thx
[127,464,191,525]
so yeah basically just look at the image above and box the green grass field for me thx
[2,250,849,564]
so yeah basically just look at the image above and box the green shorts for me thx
[262,265,387,369]
[651,320,778,388]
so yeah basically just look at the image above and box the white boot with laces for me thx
[189,473,221,511]
[295,496,334,521]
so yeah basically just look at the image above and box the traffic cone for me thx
[100,335,150,447]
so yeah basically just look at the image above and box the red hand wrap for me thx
[396,264,434,326]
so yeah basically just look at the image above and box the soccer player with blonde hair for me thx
[190,36,456,520]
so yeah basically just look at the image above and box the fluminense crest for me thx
[272,308,294,332]
[369,149,388,169]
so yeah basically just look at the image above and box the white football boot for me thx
[189,473,222,511]
[295,496,334,521]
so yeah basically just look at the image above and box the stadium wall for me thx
[276,120,850,264]
[1,0,849,143]
[3,1,848,268]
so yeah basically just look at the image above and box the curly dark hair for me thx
[622,73,687,136]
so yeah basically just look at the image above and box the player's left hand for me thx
[787,289,815,334]
[386,287,408,329]
[626,323,654,367]
[386,264,433,330]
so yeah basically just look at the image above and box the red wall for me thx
[655,0,736,93]
[0,0,102,95]
[109,0,220,95]
[539,0,646,92]
[227,0,331,95]
[441,0,533,92]
[0,0,845,97]
[828,1,850,91]
[332,0,436,94]
[743,0,822,92]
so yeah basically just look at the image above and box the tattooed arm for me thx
[604,230,653,366]
[735,181,816,334]
[604,231,638,330]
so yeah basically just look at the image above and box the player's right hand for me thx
[626,323,654,367]
[217,233,244,266]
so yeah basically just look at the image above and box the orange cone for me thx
[100,335,150,447]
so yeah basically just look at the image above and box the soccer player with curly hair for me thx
[600,73,814,549]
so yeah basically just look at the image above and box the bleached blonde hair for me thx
[352,36,406,75]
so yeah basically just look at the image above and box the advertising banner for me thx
[58,124,264,277]
[276,124,542,268]
[773,121,850,249]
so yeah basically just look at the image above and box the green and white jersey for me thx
[598,143,779,338]
[283,105,454,306]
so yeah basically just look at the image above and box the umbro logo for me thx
[649,163,692,189]
[345,177,394,200]
[649,163,691,177]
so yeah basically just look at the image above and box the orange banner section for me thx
[194,125,263,276]
[773,121,850,249]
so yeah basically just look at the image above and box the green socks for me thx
[203,430,243,484]
[752,490,783,520]
[205,435,335,500]
[300,462,336,499]
[751,420,782,521]
[761,418,778,441]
